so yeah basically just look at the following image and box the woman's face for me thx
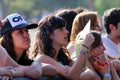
[90,42,105,57]
[50,27,69,47]
[12,28,30,52]
[94,20,102,32]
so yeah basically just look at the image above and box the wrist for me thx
[80,49,89,56]
[82,44,89,50]
[104,65,110,74]
[102,62,109,67]
[104,73,111,78]
[10,69,16,78]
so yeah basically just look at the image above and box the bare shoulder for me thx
[36,54,50,62]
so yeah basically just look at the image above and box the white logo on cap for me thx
[7,13,27,28]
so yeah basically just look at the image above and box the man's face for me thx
[114,23,120,39]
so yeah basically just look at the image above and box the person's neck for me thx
[108,34,120,44]
[52,43,61,61]
[14,48,24,61]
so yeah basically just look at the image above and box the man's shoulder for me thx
[102,36,107,40]
[102,36,110,43]
[102,36,114,44]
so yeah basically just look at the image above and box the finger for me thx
[5,76,9,80]
[64,66,70,74]
[1,76,9,80]
[0,76,2,79]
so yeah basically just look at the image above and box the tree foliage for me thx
[0,0,120,20]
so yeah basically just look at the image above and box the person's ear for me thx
[49,34,53,39]
[109,24,116,31]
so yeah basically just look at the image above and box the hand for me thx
[94,54,108,65]
[82,33,95,48]
[75,33,95,56]
[0,66,14,78]
[0,76,10,80]
[111,59,120,70]
[63,65,71,74]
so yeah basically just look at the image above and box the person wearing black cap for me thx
[0,13,43,79]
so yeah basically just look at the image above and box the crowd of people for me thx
[0,7,120,80]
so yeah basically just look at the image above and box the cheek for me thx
[13,38,21,46]
[12,36,23,45]
[90,48,100,57]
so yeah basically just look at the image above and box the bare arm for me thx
[0,67,12,77]
[0,45,42,79]
[87,61,101,80]
[38,48,89,80]
[38,55,67,76]
[65,33,94,80]
[6,61,42,79]
[37,33,94,80]
[107,56,120,80]
[0,45,19,67]
[41,63,57,76]
[110,61,120,80]
[22,61,42,79]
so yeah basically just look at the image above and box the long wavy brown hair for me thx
[32,15,72,65]
[70,11,100,42]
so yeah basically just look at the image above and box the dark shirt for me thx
[18,56,34,66]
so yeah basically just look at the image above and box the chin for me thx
[24,45,30,49]
[62,43,68,46]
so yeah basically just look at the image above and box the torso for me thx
[18,55,34,65]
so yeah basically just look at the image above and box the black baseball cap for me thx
[0,13,38,36]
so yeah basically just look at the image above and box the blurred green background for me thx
[0,0,119,47]
[0,0,120,22]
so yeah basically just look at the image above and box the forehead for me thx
[13,28,27,31]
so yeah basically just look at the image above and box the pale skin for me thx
[10,28,56,78]
[107,23,120,69]
[0,47,56,79]
[102,22,120,78]
[67,19,102,56]
[12,29,56,77]
[0,44,42,79]
[36,26,95,80]
[8,28,42,79]
[0,26,57,79]
[87,39,120,80]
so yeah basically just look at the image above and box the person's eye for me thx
[25,29,28,32]
[18,30,23,34]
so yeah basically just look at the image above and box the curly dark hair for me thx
[102,8,120,34]
[32,15,72,65]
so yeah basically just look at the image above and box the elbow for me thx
[42,63,57,76]
[65,72,79,80]
[32,68,42,79]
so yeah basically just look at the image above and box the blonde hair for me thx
[70,11,100,42]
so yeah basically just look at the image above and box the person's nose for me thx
[96,26,102,32]
[64,28,69,34]
[23,30,29,38]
